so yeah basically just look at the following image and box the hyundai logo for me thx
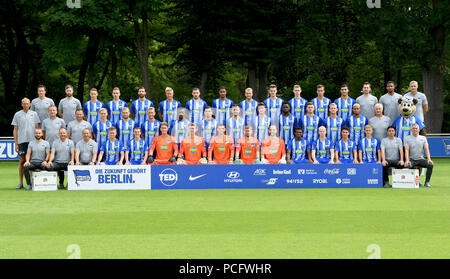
[227,171,240,179]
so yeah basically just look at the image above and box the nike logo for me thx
[189,174,207,181]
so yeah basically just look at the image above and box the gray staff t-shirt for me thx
[381,137,403,161]
[67,120,93,145]
[356,94,378,119]
[405,135,428,161]
[31,97,55,124]
[27,140,50,163]
[42,117,66,147]
[404,92,428,123]
[58,97,82,124]
[379,93,402,125]
[11,110,40,144]
[76,139,98,163]
[369,116,391,140]
[51,139,74,163]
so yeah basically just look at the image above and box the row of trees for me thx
[1,0,449,134]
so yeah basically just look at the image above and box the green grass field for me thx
[0,160,449,259]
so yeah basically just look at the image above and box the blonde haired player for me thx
[208,124,234,164]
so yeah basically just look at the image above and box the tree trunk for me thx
[382,53,391,87]
[199,71,208,98]
[110,46,117,87]
[96,58,110,91]
[256,63,268,102]
[77,37,99,103]
[247,64,257,94]
[134,16,150,95]
[396,69,402,93]
[88,62,95,90]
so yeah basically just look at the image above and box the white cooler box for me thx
[32,171,58,191]
[392,169,419,188]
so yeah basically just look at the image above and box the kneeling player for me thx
[208,124,234,164]
[178,123,207,164]
[311,126,334,164]
[358,124,381,164]
[287,127,311,164]
[97,126,125,165]
[261,125,286,164]
[148,122,178,165]
[125,127,148,165]
[334,127,358,164]
[235,126,260,164]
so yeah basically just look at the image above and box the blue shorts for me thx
[339,159,354,164]
[363,160,377,164]
[291,159,309,164]
[104,161,119,165]
[317,158,331,164]
[130,160,143,165]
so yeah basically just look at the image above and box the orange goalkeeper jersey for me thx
[261,137,286,164]
[208,135,234,164]
[149,135,178,164]
[236,137,260,164]
[179,136,206,164]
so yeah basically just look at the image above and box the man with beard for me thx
[41,106,66,147]
[46,128,75,189]
[67,109,92,145]
[130,87,154,128]
[23,129,50,190]
[379,81,402,125]
[58,85,82,124]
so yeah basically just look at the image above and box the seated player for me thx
[177,123,207,165]
[96,126,125,165]
[23,128,50,190]
[358,124,381,164]
[261,125,286,164]
[287,127,311,164]
[47,127,75,189]
[404,123,433,187]
[208,124,234,164]
[148,122,178,165]
[75,128,98,165]
[235,125,260,164]
[334,127,358,164]
[381,126,404,187]
[125,127,148,165]
[311,126,334,164]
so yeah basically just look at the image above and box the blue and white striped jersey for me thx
[159,99,182,125]
[278,114,295,144]
[100,139,125,163]
[127,138,148,162]
[83,100,105,126]
[212,98,234,126]
[115,118,135,147]
[263,97,284,129]
[345,115,367,146]
[323,116,344,145]
[301,114,321,143]
[227,117,245,147]
[199,118,217,145]
[252,115,271,144]
[169,119,190,143]
[334,97,356,121]
[141,119,161,146]
[92,120,113,147]
[312,138,333,159]
[334,139,357,160]
[289,97,307,128]
[185,99,208,126]
[238,99,259,126]
[287,138,310,162]
[130,99,154,128]
[359,137,380,163]
[106,100,128,125]
[311,97,331,122]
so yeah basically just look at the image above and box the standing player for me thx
[334,84,356,121]
[358,124,381,164]
[75,129,98,165]
[235,126,260,164]
[381,126,404,187]
[130,87,154,128]
[12,98,40,189]
[185,88,208,128]
[369,103,391,140]
[46,128,74,189]
[404,81,428,123]
[311,84,331,123]
[392,97,424,143]
[83,88,105,126]
[208,124,234,164]
[199,106,217,150]
[227,105,245,147]
[239,88,258,127]
[178,123,207,165]
[159,87,182,125]
[23,129,50,190]
[106,87,128,125]
[379,81,402,125]
[115,107,135,147]
[67,109,92,145]
[287,128,311,164]
[311,126,334,164]
[404,124,433,187]
[345,103,367,147]
[148,122,178,165]
[301,102,321,144]
[169,107,190,145]
[125,127,148,165]
[58,85,82,125]
[97,127,125,165]
[41,106,66,147]
[289,85,307,128]
[252,103,271,144]
[264,84,283,130]
[92,108,113,148]
[141,107,161,148]
[31,85,54,126]
[356,82,378,120]
[261,125,286,164]
[334,127,358,164]
[278,102,295,145]
[212,86,234,126]
[323,103,343,145]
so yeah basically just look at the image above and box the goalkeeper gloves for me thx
[168,156,177,163]
[147,156,154,163]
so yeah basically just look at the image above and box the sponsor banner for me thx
[0,140,19,160]
[68,165,151,190]
[427,137,450,157]
[151,164,382,189]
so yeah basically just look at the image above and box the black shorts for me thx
[18,143,29,157]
